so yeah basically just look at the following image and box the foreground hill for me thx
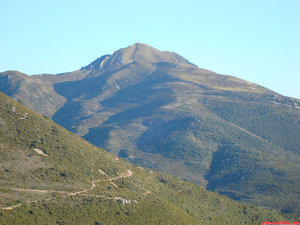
[1,91,298,224]
[1,43,300,213]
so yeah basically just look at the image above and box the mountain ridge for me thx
[2,90,297,224]
[1,43,299,213]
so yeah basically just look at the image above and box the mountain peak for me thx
[110,43,193,66]
[81,43,193,71]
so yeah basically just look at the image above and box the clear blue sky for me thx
[1,0,299,98]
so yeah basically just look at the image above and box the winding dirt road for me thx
[2,169,133,210]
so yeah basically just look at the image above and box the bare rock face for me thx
[104,43,192,67]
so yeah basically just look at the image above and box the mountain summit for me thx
[81,43,194,71]
[0,43,299,213]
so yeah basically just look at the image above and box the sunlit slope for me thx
[1,43,300,213]
[0,91,297,224]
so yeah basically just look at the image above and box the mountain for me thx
[1,43,300,213]
[1,91,296,224]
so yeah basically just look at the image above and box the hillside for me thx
[1,43,300,213]
[2,91,298,224]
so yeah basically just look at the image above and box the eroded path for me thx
[2,169,133,210]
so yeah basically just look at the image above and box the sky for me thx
[0,0,299,98]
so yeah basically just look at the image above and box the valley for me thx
[1,91,299,224]
[1,43,299,214]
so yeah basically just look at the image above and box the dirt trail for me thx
[2,204,23,210]
[2,169,133,210]
[141,172,153,195]
[68,170,132,196]
[10,188,68,194]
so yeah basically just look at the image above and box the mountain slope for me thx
[1,43,300,213]
[1,91,296,224]
[0,71,66,117]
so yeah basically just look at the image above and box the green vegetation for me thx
[1,43,300,214]
[1,91,299,224]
